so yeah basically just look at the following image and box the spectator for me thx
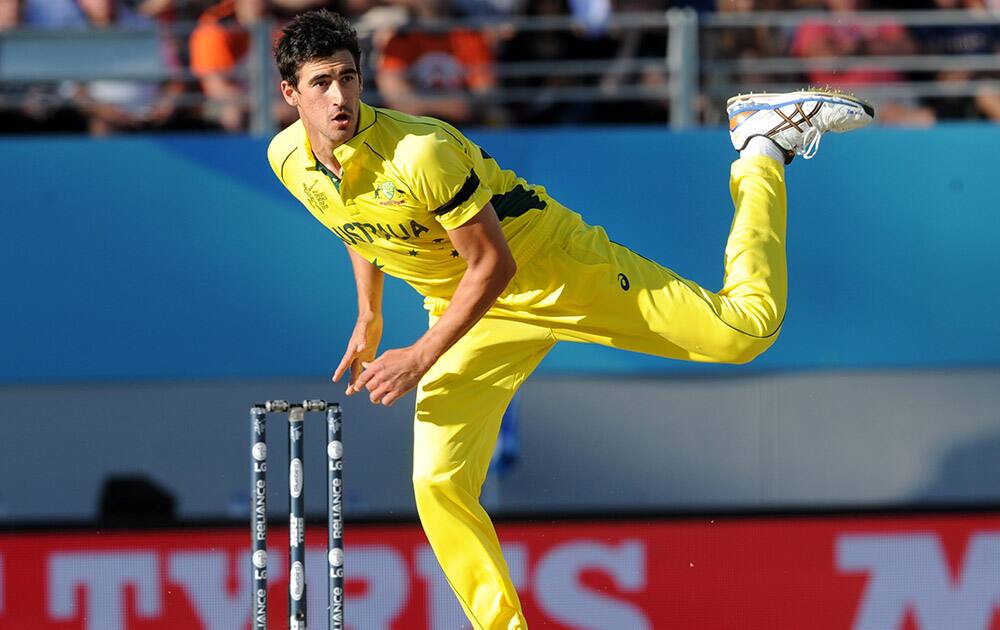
[134,0,175,19]
[498,0,615,125]
[354,4,410,97]
[705,0,789,124]
[20,0,88,28]
[0,0,18,28]
[65,0,185,135]
[915,0,1000,121]
[0,0,91,133]
[790,0,936,125]
[0,0,28,132]
[189,0,261,131]
[131,0,220,132]
[595,0,672,124]
[714,0,788,80]
[190,0,318,132]
[340,0,380,19]
[568,0,611,33]
[453,0,526,17]
[375,0,501,126]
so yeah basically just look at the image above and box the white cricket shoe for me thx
[727,89,875,163]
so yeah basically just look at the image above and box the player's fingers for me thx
[349,358,364,383]
[332,356,350,383]
[368,382,392,405]
[353,362,378,392]
[332,345,357,383]
[345,359,365,395]
[381,390,400,407]
[332,363,348,384]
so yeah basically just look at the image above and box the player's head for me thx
[275,9,363,148]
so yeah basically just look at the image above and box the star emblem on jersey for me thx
[450,250,459,258]
[408,250,418,256]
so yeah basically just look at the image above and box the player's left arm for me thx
[352,203,515,406]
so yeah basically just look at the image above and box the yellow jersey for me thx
[267,102,563,300]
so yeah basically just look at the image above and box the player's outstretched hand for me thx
[333,315,383,395]
[351,346,432,406]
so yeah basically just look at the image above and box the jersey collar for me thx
[332,102,376,171]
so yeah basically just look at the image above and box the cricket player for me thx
[267,10,874,629]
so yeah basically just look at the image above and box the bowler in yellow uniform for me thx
[268,10,874,629]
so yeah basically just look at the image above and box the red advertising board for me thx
[1,513,999,629]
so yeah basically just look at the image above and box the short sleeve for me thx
[407,134,492,231]
[267,128,301,189]
[266,138,286,185]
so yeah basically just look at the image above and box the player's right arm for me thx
[265,133,382,391]
[333,245,384,393]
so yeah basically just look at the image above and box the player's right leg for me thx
[412,314,555,630]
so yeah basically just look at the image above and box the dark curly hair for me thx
[274,9,362,87]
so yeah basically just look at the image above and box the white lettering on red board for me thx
[168,551,280,630]
[37,540,650,629]
[535,540,650,630]
[838,532,1000,630]
[48,552,162,630]
[339,546,408,629]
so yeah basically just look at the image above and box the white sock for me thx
[740,136,786,164]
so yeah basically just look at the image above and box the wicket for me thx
[251,399,344,630]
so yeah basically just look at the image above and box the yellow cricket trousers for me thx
[412,156,787,629]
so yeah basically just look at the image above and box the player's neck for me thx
[303,118,358,179]
[306,130,343,178]
[314,150,342,179]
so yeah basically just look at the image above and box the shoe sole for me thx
[727,89,876,119]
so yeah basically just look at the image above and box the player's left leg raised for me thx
[527,89,874,365]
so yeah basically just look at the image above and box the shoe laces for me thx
[800,126,822,160]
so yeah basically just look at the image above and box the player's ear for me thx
[280,80,298,107]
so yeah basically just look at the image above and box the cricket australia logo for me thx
[373,180,407,206]
[303,180,329,213]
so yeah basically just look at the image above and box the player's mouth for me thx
[331,110,353,130]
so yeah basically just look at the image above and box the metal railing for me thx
[0,9,997,134]
[698,9,1000,124]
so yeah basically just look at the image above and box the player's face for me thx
[283,51,362,149]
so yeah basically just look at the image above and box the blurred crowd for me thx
[708,0,1000,125]
[0,0,998,134]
